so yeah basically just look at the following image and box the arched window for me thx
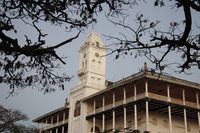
[74,101,81,117]
[90,126,100,133]
[152,118,157,125]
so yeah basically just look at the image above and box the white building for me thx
[33,31,200,133]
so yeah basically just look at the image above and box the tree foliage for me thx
[0,105,38,133]
[0,0,200,96]
[105,0,200,74]
[0,0,134,96]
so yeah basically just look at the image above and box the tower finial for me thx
[144,62,147,71]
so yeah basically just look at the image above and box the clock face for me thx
[95,52,100,57]
[84,53,86,58]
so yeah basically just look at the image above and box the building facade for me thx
[33,31,200,133]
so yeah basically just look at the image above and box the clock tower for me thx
[77,31,107,91]
[68,31,107,133]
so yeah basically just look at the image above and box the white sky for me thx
[0,1,200,127]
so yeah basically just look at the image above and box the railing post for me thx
[123,87,126,104]
[93,98,96,114]
[102,94,105,111]
[145,80,148,97]
[113,91,115,108]
[167,85,171,102]
[113,110,115,132]
[196,92,200,131]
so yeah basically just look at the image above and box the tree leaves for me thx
[0,105,37,133]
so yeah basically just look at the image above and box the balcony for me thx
[87,92,199,116]
[77,68,86,76]
[39,119,68,131]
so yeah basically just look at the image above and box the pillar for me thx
[62,126,65,133]
[134,84,138,130]
[102,95,105,111]
[183,109,188,133]
[168,106,173,133]
[94,98,96,114]
[102,114,105,131]
[93,98,96,133]
[182,89,188,133]
[57,114,59,126]
[167,85,173,133]
[196,92,200,131]
[167,85,170,102]
[113,91,115,132]
[124,107,127,129]
[45,118,47,130]
[113,110,115,132]
[145,80,149,131]
[113,91,115,107]
[63,111,65,124]
[146,100,149,131]
[145,80,148,97]
[123,87,126,104]
[102,95,105,132]
[93,117,95,133]
[51,116,53,127]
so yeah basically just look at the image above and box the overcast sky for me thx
[0,1,200,127]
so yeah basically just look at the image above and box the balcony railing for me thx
[70,82,105,94]
[39,119,68,131]
[87,92,199,116]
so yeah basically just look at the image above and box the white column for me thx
[168,106,173,133]
[93,117,95,133]
[184,109,188,133]
[146,100,149,131]
[145,80,148,97]
[113,110,115,132]
[94,98,96,114]
[123,87,126,104]
[134,104,137,130]
[37,123,41,133]
[123,87,127,129]
[196,92,200,131]
[56,128,58,133]
[167,85,171,102]
[93,98,96,133]
[102,114,105,131]
[182,89,188,133]
[45,118,47,130]
[134,84,137,101]
[183,89,186,105]
[63,111,65,124]
[51,116,53,126]
[102,95,105,111]
[145,80,149,131]
[124,107,127,129]
[62,126,65,133]
[167,85,173,133]
[57,114,59,125]
[113,91,115,107]
[134,84,138,130]
[102,95,105,132]
[113,91,115,132]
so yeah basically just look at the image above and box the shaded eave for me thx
[81,70,200,102]
[32,105,70,123]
